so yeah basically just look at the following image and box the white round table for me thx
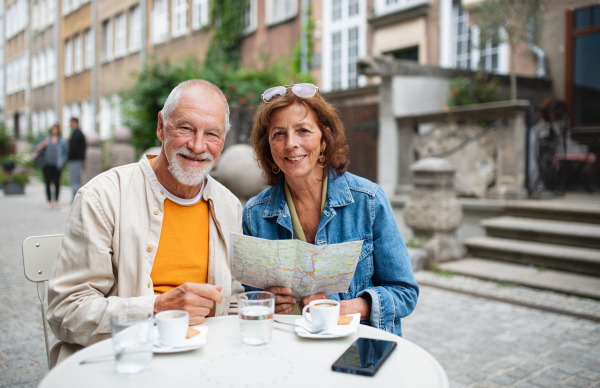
[40,315,448,388]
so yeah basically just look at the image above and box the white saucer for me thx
[294,313,360,338]
[153,326,208,353]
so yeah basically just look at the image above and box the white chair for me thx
[22,234,62,369]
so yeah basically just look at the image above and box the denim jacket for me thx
[36,136,68,169]
[242,171,419,336]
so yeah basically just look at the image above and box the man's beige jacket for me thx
[47,154,245,367]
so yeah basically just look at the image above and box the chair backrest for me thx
[22,234,62,370]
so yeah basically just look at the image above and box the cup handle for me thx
[301,304,312,324]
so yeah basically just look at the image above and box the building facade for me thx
[0,0,598,142]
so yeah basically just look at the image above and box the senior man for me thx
[47,79,244,367]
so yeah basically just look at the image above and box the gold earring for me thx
[317,152,326,169]
[272,165,281,174]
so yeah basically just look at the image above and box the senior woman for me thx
[242,84,418,336]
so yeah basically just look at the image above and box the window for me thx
[323,0,365,91]
[62,0,69,15]
[81,100,92,134]
[32,55,39,87]
[129,5,142,52]
[6,0,28,38]
[20,54,28,90]
[37,51,47,87]
[84,29,93,68]
[32,2,40,30]
[479,39,500,73]
[46,48,55,81]
[243,0,257,34]
[192,0,209,31]
[74,34,83,72]
[62,105,71,138]
[102,19,113,62]
[64,38,73,75]
[387,46,419,61]
[347,27,359,88]
[348,0,358,16]
[331,31,341,90]
[47,109,56,129]
[32,112,39,135]
[375,0,427,16]
[40,0,48,28]
[152,0,169,43]
[332,0,341,21]
[48,0,56,25]
[115,13,127,57]
[99,96,111,139]
[172,0,188,37]
[454,4,470,70]
[266,0,297,26]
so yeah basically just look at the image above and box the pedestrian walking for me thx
[35,124,68,209]
[67,117,86,201]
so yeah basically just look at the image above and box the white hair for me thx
[160,79,231,133]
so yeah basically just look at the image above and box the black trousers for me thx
[42,166,62,202]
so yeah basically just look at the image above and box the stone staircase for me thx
[437,202,600,300]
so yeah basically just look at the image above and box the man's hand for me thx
[154,283,224,325]
[265,287,296,314]
[299,293,329,311]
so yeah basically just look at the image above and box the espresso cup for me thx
[301,299,340,332]
[155,310,189,348]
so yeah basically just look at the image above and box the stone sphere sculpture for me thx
[114,127,132,143]
[211,144,268,200]
[86,132,100,146]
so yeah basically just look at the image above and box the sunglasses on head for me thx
[261,83,319,103]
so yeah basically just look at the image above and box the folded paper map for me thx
[230,233,364,298]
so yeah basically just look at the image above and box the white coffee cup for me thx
[301,299,340,332]
[155,310,189,348]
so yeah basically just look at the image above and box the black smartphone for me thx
[331,337,397,376]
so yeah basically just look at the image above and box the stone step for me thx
[464,236,600,276]
[482,216,600,249]
[505,201,600,224]
[437,258,600,300]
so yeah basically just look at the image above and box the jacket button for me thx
[148,281,152,288]
[147,245,153,252]
[160,190,164,195]
[154,210,159,215]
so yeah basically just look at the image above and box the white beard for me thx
[167,147,214,187]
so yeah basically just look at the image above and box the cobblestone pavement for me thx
[415,271,600,320]
[1,182,600,388]
[0,182,70,388]
[403,287,600,388]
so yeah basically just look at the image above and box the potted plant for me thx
[5,170,29,194]
[1,154,32,195]
[0,170,8,190]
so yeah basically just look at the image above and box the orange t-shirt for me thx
[149,159,210,295]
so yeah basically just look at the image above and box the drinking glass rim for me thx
[238,290,275,301]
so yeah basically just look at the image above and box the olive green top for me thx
[284,173,328,314]
[284,174,328,242]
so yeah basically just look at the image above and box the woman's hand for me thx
[299,293,329,311]
[265,287,296,314]
[300,294,372,320]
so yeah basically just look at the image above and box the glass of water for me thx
[109,310,154,374]
[238,291,275,346]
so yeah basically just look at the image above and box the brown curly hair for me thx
[250,91,350,186]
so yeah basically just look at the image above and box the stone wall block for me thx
[404,157,465,261]
[83,133,103,184]
[111,127,136,168]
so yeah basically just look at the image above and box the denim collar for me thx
[262,171,354,218]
